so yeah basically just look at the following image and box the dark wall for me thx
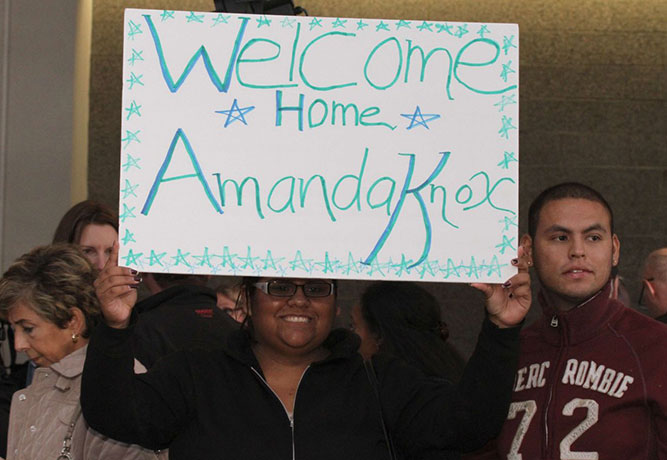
[88,0,666,358]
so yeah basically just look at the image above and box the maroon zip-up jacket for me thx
[471,282,667,459]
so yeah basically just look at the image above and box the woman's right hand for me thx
[94,241,141,329]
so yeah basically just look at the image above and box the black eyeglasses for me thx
[254,280,335,298]
[638,278,653,306]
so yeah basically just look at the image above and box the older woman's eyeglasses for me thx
[254,280,334,298]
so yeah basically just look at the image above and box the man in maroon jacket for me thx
[470,182,667,460]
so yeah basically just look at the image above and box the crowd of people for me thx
[0,182,664,459]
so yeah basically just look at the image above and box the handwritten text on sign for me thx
[119,9,519,282]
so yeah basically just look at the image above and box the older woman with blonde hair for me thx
[0,244,158,460]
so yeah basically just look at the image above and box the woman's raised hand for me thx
[94,241,141,329]
[470,245,532,328]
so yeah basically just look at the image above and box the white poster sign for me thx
[119,8,519,282]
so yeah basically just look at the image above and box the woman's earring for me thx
[72,333,79,344]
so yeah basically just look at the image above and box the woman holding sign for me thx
[81,242,531,460]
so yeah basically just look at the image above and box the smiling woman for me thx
[81,241,533,460]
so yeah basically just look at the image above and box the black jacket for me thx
[133,284,238,368]
[82,319,519,460]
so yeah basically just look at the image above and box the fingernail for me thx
[131,269,138,275]
[134,275,142,282]
[130,285,138,290]
[511,258,519,265]
[503,281,512,288]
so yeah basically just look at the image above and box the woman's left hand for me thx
[470,245,531,328]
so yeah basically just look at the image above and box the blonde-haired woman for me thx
[0,244,158,460]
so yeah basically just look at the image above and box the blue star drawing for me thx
[395,20,411,30]
[495,235,516,254]
[313,253,340,274]
[119,204,136,223]
[172,249,192,268]
[500,61,516,82]
[376,21,390,32]
[289,251,313,273]
[418,260,437,279]
[455,24,469,38]
[356,19,369,31]
[466,257,480,279]
[127,20,142,40]
[498,151,518,169]
[124,100,142,120]
[211,14,230,26]
[238,247,259,270]
[127,49,144,66]
[122,249,143,267]
[121,129,141,149]
[210,264,223,275]
[332,18,347,28]
[261,250,284,270]
[441,259,461,279]
[498,115,517,139]
[309,17,323,30]
[186,12,204,23]
[256,15,271,28]
[366,257,387,277]
[148,250,167,267]
[499,215,518,231]
[503,35,517,55]
[435,23,454,35]
[401,106,441,130]
[121,179,139,199]
[417,21,433,32]
[281,17,296,28]
[160,10,175,21]
[392,255,414,277]
[121,229,136,245]
[215,99,255,127]
[122,153,140,172]
[126,72,144,90]
[494,94,517,112]
[213,247,237,269]
[477,24,490,38]
[193,247,213,268]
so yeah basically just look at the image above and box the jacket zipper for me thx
[251,366,310,460]
[543,314,566,459]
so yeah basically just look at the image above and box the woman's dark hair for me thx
[360,281,465,382]
[52,200,118,245]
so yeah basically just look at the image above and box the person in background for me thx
[0,244,158,460]
[132,272,238,370]
[81,242,531,459]
[639,247,667,323]
[468,182,667,460]
[609,266,632,308]
[52,200,118,271]
[215,278,247,323]
[351,281,466,383]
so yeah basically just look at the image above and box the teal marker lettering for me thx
[364,152,451,267]
[275,90,304,131]
[141,129,222,215]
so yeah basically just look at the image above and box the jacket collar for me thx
[536,281,626,345]
[224,328,360,368]
[49,344,88,379]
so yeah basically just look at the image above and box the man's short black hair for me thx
[528,182,614,239]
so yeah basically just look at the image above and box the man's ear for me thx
[520,234,533,266]
[643,279,656,299]
[611,234,621,267]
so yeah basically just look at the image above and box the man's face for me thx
[522,198,620,311]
